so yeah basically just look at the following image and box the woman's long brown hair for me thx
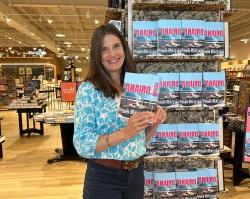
[86,24,135,98]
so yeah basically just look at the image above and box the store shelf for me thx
[144,155,220,163]
[105,8,124,24]
[166,106,225,112]
[133,0,226,11]
[135,56,225,63]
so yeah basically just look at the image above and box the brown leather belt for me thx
[91,157,143,170]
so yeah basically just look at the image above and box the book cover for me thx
[177,123,199,156]
[176,169,198,199]
[133,21,157,58]
[198,123,220,156]
[180,72,203,107]
[158,72,179,109]
[144,170,154,199]
[197,168,217,199]
[155,124,178,157]
[182,20,205,56]
[154,171,176,199]
[145,134,158,157]
[158,20,182,56]
[204,22,224,57]
[244,133,250,162]
[119,72,160,119]
[203,71,225,107]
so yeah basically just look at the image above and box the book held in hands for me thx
[119,72,160,119]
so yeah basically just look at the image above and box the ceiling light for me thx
[67,44,71,48]
[47,19,53,24]
[8,37,12,40]
[4,16,11,23]
[75,56,79,59]
[56,34,66,37]
[64,42,72,45]
[18,41,22,44]
[57,47,61,51]
[41,44,45,47]
[240,38,249,44]
[81,48,85,51]
[95,20,99,25]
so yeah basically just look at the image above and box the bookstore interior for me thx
[0,0,250,198]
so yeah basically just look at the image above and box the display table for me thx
[0,116,5,158]
[34,110,83,164]
[224,115,250,186]
[8,103,47,137]
[47,122,82,164]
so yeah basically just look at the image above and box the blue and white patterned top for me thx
[73,81,146,161]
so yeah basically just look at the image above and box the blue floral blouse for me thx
[73,82,146,161]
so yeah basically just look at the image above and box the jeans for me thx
[83,159,144,199]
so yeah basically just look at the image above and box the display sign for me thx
[243,107,250,162]
[61,82,77,102]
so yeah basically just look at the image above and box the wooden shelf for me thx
[133,1,226,11]
[135,56,225,62]
[104,8,124,24]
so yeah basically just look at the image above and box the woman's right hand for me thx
[123,111,154,139]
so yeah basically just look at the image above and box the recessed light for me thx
[56,34,66,37]
[95,20,99,25]
[81,48,85,51]
[47,19,53,24]
[240,38,249,43]
[5,16,11,23]
[64,42,72,45]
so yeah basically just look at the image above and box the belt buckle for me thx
[124,160,139,170]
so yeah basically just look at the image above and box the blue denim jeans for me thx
[83,159,144,199]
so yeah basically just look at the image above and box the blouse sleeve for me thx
[73,82,99,158]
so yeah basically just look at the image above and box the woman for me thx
[73,24,166,199]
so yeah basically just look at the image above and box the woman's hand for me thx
[123,111,154,139]
[151,106,167,127]
[144,106,167,141]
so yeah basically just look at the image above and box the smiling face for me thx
[101,34,125,76]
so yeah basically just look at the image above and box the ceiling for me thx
[0,0,250,59]
[226,0,250,44]
[0,0,108,58]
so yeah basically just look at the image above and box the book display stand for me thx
[126,0,229,198]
